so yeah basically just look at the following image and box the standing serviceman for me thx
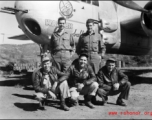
[76,19,106,74]
[49,17,75,72]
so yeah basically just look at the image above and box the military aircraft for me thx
[1,0,152,56]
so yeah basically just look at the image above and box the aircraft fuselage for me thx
[14,1,152,56]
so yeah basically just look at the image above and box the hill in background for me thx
[0,43,40,66]
[0,43,152,67]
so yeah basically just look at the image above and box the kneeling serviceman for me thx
[60,53,99,109]
[32,56,71,111]
[96,57,131,106]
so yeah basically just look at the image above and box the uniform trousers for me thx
[34,80,71,101]
[97,81,131,100]
[88,52,102,74]
[69,82,99,100]
[52,51,72,72]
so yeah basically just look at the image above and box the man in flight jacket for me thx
[96,57,131,106]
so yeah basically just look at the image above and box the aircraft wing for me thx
[8,34,30,40]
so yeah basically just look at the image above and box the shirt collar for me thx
[77,64,88,72]
[105,67,116,75]
[86,30,95,35]
[42,68,51,75]
[55,29,67,36]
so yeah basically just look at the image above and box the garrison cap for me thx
[42,56,51,62]
[107,57,116,62]
[86,19,94,25]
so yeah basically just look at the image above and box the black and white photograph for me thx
[1,1,152,119]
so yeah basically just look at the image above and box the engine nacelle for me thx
[141,1,152,37]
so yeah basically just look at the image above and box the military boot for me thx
[84,95,95,109]
[91,96,97,105]
[60,98,70,111]
[38,99,46,110]
[116,98,127,106]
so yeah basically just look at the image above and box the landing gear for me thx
[38,44,50,63]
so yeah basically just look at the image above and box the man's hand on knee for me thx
[48,91,57,100]
[113,83,120,91]
[76,83,84,92]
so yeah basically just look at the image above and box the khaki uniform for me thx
[50,31,75,72]
[76,31,106,74]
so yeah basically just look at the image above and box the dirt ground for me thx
[1,68,152,119]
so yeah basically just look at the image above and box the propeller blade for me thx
[113,0,149,13]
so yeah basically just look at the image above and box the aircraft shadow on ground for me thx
[122,69,152,86]
[106,101,121,106]
[12,93,61,105]
[23,86,34,91]
[14,99,62,111]
[14,102,38,111]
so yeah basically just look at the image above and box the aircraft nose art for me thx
[24,18,41,36]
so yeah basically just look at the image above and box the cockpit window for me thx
[81,0,91,4]
[87,0,91,4]
[92,0,99,6]
[81,0,86,3]
[81,0,99,6]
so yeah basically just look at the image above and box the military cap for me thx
[86,19,94,25]
[107,57,116,62]
[42,56,50,62]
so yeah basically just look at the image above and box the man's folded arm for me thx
[118,69,128,85]
[85,66,97,85]
[96,70,105,88]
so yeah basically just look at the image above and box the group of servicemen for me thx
[32,17,131,111]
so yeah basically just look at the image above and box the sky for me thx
[0,1,34,44]
[0,1,147,45]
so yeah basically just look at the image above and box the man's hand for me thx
[43,79,48,85]
[101,53,105,59]
[83,71,89,79]
[70,50,75,57]
[48,35,51,39]
[113,83,120,91]
[48,91,57,100]
[76,83,84,92]
[80,71,88,80]
[83,80,90,86]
